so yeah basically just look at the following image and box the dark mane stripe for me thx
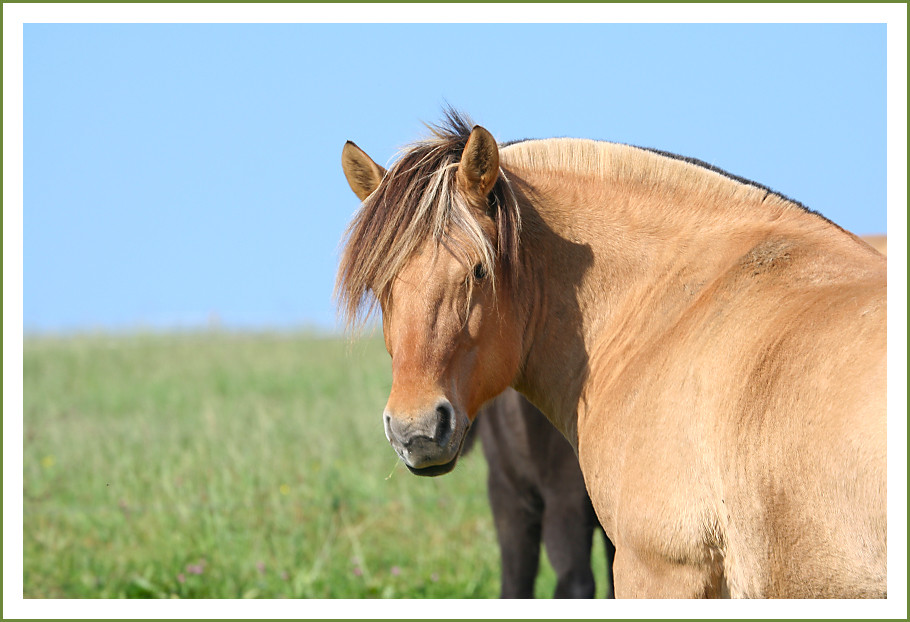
[503,135,830,225]
[637,146,818,214]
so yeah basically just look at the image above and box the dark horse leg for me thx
[474,389,616,599]
[531,394,616,598]
[486,467,543,598]
[541,501,596,598]
[541,501,617,598]
[540,484,617,598]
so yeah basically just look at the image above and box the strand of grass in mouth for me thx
[385,456,404,480]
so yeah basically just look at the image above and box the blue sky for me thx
[23,22,890,333]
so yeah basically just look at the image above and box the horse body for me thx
[502,142,886,598]
[337,113,887,598]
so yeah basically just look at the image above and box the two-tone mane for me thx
[336,112,521,331]
[500,138,810,223]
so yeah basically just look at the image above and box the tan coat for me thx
[339,114,886,597]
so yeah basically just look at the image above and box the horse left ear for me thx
[342,141,387,201]
[457,126,500,199]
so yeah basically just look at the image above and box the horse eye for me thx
[473,263,487,281]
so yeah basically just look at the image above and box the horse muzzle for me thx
[383,398,469,477]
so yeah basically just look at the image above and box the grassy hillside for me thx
[23,332,611,598]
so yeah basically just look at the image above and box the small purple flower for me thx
[352,566,363,577]
[186,564,204,575]
[177,573,186,584]
[390,566,401,576]
[256,561,266,574]
[280,571,289,581]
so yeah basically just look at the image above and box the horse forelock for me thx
[336,111,522,332]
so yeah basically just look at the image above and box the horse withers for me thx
[336,111,886,598]
[466,389,615,598]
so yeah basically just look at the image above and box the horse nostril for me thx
[383,412,392,442]
[434,402,454,445]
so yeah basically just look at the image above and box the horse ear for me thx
[341,141,387,201]
[457,126,500,199]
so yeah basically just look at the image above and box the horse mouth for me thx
[405,455,459,477]
[392,408,470,477]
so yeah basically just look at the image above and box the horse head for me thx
[338,121,526,475]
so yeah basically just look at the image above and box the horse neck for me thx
[506,164,838,447]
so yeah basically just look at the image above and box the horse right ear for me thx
[457,125,500,200]
[341,141,387,201]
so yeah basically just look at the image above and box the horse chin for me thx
[406,455,459,477]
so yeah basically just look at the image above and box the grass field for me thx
[23,331,611,599]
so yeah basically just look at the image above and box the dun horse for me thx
[466,389,615,598]
[337,112,886,598]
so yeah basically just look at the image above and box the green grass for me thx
[23,331,611,598]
